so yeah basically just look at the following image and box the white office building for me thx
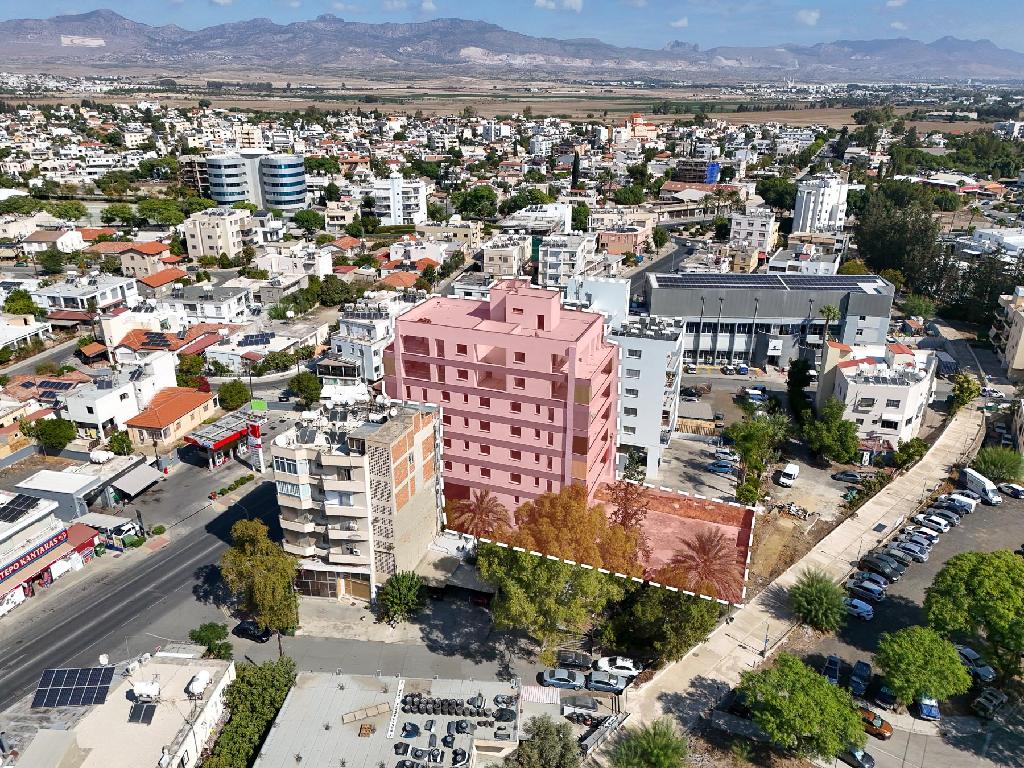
[206,149,307,212]
[766,243,841,275]
[793,174,849,234]
[330,292,420,383]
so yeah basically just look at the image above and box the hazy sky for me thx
[6,0,1023,51]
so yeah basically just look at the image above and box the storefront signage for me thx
[0,529,68,585]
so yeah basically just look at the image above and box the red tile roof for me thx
[85,241,170,255]
[333,265,358,274]
[887,343,915,356]
[138,268,189,289]
[78,341,106,357]
[330,236,362,250]
[126,387,214,430]
[116,323,237,352]
[380,272,419,289]
[77,227,117,241]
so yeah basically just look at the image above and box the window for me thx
[443,438,452,449]
[511,402,522,414]
[855,418,864,425]
[441,391,451,402]
[480,445,491,455]
[624,407,638,417]
[86,406,94,414]
[510,450,521,461]
[625,388,639,398]
[511,426,522,437]
[275,480,307,498]
[456,343,468,355]
[510,473,521,485]
[881,419,899,430]
[480,421,490,432]
[511,307,523,316]
[273,456,299,474]
[480,397,490,409]
[625,368,640,379]
[513,377,525,390]
[623,426,636,435]
[514,351,526,363]
[627,349,642,359]
[443,460,452,471]
[885,399,901,408]
[456,369,468,381]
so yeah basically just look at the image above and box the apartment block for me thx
[370,172,428,226]
[992,287,1024,380]
[182,206,253,260]
[537,233,608,293]
[729,206,779,254]
[415,215,485,251]
[271,401,441,600]
[481,234,532,278]
[384,280,618,511]
[793,174,849,233]
[331,292,420,383]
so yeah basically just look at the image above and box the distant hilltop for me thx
[1,9,1024,81]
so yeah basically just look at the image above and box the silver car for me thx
[586,670,627,693]
[540,668,584,689]
[890,541,929,563]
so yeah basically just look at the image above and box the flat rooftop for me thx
[253,673,549,768]
[647,273,892,295]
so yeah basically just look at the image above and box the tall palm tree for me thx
[444,489,509,540]
[818,304,840,341]
[659,528,741,599]
[610,718,689,768]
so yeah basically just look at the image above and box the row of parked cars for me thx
[539,654,643,694]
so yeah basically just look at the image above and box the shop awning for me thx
[2,543,72,588]
[111,463,164,497]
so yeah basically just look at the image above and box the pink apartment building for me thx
[384,280,617,512]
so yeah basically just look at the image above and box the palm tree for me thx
[444,489,509,540]
[818,304,840,341]
[610,718,689,768]
[659,528,741,599]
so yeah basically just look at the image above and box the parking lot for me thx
[802,493,1024,768]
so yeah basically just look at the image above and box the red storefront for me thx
[0,524,99,618]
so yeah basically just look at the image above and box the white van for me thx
[778,463,800,487]
[946,494,979,515]
[960,468,1002,505]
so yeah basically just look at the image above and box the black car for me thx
[233,619,271,643]
[681,387,703,398]
[874,684,898,711]
[866,551,906,574]
[859,557,902,583]
[556,649,594,670]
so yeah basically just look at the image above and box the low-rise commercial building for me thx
[766,243,841,275]
[125,387,217,454]
[270,400,441,600]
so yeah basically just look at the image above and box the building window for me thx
[625,369,640,379]
[457,369,469,381]
[511,307,523,316]
[510,450,521,461]
[273,456,299,474]
[456,343,468,355]
[443,460,452,471]
[881,419,899,430]
[275,480,307,498]
[511,426,522,437]
[480,421,490,432]
[514,351,526,364]
[623,426,636,435]
[480,397,490,409]
[513,377,525,390]
[886,399,901,408]
[510,473,521,485]
[624,407,638,417]
[625,388,639,398]
[627,349,642,359]
[480,445,491,455]
[481,468,491,479]
[511,402,522,413]
[441,391,451,402]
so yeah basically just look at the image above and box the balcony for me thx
[327,549,372,566]
[478,372,507,391]
[321,476,364,493]
[326,521,371,542]
[322,500,370,518]
[282,539,328,558]
[279,513,315,533]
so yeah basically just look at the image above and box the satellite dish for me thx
[375,394,385,404]
[388,407,398,418]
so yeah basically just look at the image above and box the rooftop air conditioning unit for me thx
[347,547,361,556]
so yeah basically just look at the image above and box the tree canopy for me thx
[292,208,325,235]
[803,397,860,464]
[220,519,299,639]
[502,715,580,768]
[217,379,251,411]
[609,718,688,768]
[288,371,321,407]
[3,288,41,316]
[377,571,427,623]
[971,447,1024,484]
[789,568,846,632]
[875,626,972,705]
[452,185,498,219]
[739,653,865,760]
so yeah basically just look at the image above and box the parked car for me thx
[916,696,941,721]
[875,547,914,568]
[684,364,698,374]
[955,645,996,683]
[874,685,898,711]
[822,655,842,685]
[848,581,886,602]
[714,448,740,463]
[839,748,876,768]
[849,661,872,697]
[910,514,950,534]
[889,541,929,563]
[833,471,863,484]
[540,668,584,690]
[858,557,902,583]
[721,364,737,375]
[707,461,737,475]
[973,689,1009,719]
[926,508,961,528]
[233,620,272,643]
[777,463,800,487]
[981,387,1004,398]
[859,707,893,740]
[844,598,874,621]
[998,483,1024,498]
[555,650,594,670]
[937,494,977,514]
[866,551,906,574]
[681,386,703,398]
[895,532,934,552]
[586,671,627,693]
[849,571,890,590]
[594,656,643,676]
[902,526,940,545]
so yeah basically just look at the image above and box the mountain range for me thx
[2,9,1024,81]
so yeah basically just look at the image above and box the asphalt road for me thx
[629,238,695,296]
[0,338,79,376]
[0,482,278,712]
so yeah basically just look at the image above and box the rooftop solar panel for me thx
[0,493,40,524]
[128,702,156,725]
[31,666,113,709]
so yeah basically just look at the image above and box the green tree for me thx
[37,249,65,275]
[570,151,581,190]
[755,177,797,210]
[652,226,669,249]
[787,357,813,421]
[220,519,299,656]
[427,201,448,222]
[218,379,251,411]
[176,353,206,388]
[891,437,928,469]
[377,571,426,623]
[875,626,972,706]
[803,397,860,464]
[949,372,981,412]
[35,418,77,451]
[855,200,946,295]
[3,288,40,316]
[613,185,646,205]
[880,268,906,292]
[188,622,233,660]
[46,200,87,221]
[837,259,870,275]
[902,294,936,318]
[818,304,840,340]
[609,718,688,768]
[789,568,846,631]
[971,446,1024,483]
[288,371,321,407]
[100,202,136,226]
[452,185,498,219]
[477,543,624,664]
[292,208,325,236]
[324,181,341,202]
[571,203,590,232]
[318,274,353,307]
[503,715,580,768]
[137,197,185,226]
[925,550,1024,680]
[108,430,133,456]
[599,584,719,664]
[739,653,865,760]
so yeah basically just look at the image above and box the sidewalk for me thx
[627,406,985,727]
